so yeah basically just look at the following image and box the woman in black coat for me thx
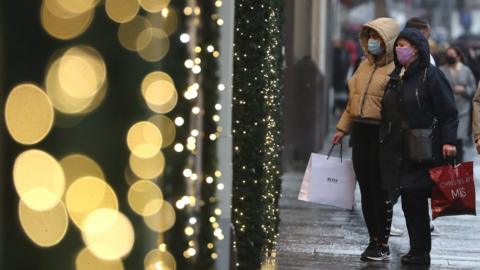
[379,28,458,265]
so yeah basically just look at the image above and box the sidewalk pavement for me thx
[277,130,480,269]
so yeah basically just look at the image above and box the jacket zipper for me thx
[415,88,421,109]
[359,65,379,116]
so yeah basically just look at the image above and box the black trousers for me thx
[455,139,464,163]
[351,122,392,244]
[401,188,431,254]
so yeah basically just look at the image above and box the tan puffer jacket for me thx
[336,17,400,133]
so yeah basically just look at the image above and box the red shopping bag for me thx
[428,161,476,219]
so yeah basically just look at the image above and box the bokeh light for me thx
[58,46,106,100]
[144,80,176,108]
[129,151,165,180]
[18,200,69,247]
[13,149,65,211]
[82,209,135,260]
[105,0,139,23]
[148,115,176,148]
[144,248,176,270]
[59,154,105,192]
[127,180,163,216]
[137,28,170,62]
[147,8,178,36]
[65,176,118,228]
[57,0,98,14]
[4,83,54,145]
[143,201,175,233]
[138,0,170,13]
[45,46,107,115]
[118,16,152,52]
[76,248,124,270]
[41,0,94,40]
[127,121,163,158]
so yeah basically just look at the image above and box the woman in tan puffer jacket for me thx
[332,17,400,261]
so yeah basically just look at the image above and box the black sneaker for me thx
[401,252,430,265]
[360,241,377,260]
[363,243,390,261]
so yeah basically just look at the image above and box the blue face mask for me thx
[367,38,383,55]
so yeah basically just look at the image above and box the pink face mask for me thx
[396,47,415,65]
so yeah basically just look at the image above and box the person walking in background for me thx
[405,17,436,65]
[332,17,400,261]
[379,28,458,266]
[440,47,476,162]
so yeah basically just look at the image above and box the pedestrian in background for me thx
[332,17,400,261]
[440,47,476,162]
[379,28,458,266]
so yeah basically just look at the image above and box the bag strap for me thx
[327,143,343,162]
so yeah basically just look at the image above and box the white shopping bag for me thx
[298,144,356,209]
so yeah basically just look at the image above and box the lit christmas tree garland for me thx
[232,0,284,269]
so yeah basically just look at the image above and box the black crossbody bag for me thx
[402,68,437,162]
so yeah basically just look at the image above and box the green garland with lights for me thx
[196,0,220,269]
[161,2,191,269]
[232,0,284,269]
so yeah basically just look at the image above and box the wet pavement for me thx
[277,136,480,270]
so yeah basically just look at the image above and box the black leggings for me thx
[352,122,393,244]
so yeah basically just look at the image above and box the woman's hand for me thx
[442,144,457,158]
[332,131,345,145]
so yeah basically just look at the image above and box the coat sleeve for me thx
[472,83,480,142]
[428,67,459,145]
[336,97,353,133]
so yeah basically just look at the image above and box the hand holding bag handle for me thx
[327,142,343,162]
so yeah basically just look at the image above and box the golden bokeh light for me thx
[147,8,178,36]
[59,46,107,100]
[138,0,170,13]
[46,58,94,114]
[129,151,165,179]
[105,0,140,23]
[144,80,176,108]
[118,16,152,51]
[60,154,105,192]
[65,176,118,228]
[41,0,94,40]
[57,0,98,14]
[82,209,134,260]
[43,0,78,19]
[76,248,124,270]
[127,121,163,158]
[146,87,178,114]
[143,201,175,233]
[137,28,170,62]
[13,150,65,211]
[45,47,107,115]
[141,71,174,94]
[144,249,176,270]
[18,200,68,247]
[127,180,163,216]
[4,83,54,145]
[148,115,176,148]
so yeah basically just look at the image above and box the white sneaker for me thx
[390,225,404,236]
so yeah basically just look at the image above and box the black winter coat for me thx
[379,29,458,193]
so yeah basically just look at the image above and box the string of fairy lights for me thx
[4,0,226,269]
[232,0,283,269]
